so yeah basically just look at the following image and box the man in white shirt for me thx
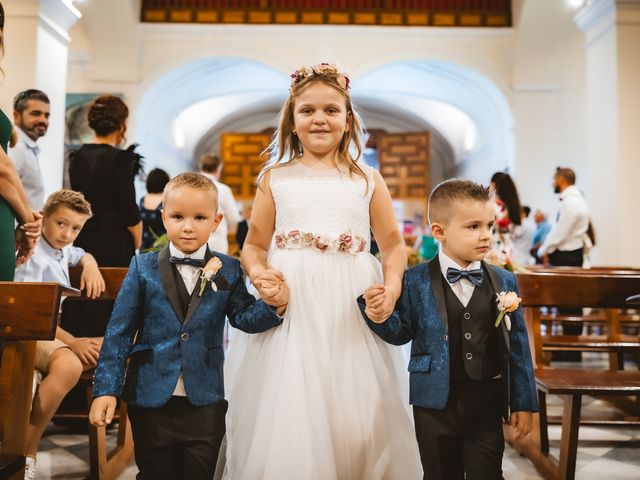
[198,154,243,254]
[537,167,590,267]
[9,89,50,210]
[538,168,590,360]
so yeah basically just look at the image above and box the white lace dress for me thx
[220,161,422,479]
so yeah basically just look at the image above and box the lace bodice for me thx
[269,161,375,251]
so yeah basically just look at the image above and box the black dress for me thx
[69,144,141,267]
[139,197,165,251]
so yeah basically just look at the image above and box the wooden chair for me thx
[508,272,640,480]
[67,267,132,480]
[0,282,78,480]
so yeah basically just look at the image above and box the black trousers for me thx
[413,378,504,480]
[128,396,227,480]
[548,248,583,268]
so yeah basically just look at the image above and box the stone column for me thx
[1,0,81,198]
[575,0,640,266]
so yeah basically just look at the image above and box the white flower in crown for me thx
[494,291,522,330]
[199,257,222,296]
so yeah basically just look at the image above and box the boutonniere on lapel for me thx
[495,291,522,331]
[198,257,223,296]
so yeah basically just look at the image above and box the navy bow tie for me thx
[170,256,205,267]
[446,267,483,287]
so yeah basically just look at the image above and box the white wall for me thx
[2,0,80,202]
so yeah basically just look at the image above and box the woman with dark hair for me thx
[69,95,142,266]
[0,1,41,280]
[64,96,142,346]
[139,167,170,250]
[489,172,524,267]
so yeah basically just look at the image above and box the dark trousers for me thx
[128,396,227,480]
[413,378,504,480]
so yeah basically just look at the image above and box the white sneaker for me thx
[24,456,36,480]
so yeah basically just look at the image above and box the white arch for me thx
[133,55,513,184]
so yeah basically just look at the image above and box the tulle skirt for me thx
[221,248,423,479]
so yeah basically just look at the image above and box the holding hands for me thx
[15,210,43,266]
[363,284,399,324]
[251,267,289,316]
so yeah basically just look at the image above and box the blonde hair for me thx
[259,64,367,188]
[163,172,219,210]
[43,189,92,217]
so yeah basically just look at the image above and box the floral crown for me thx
[290,63,350,91]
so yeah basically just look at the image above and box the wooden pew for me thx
[65,267,132,480]
[0,282,78,480]
[508,272,640,480]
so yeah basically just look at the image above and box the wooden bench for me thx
[508,272,640,480]
[0,282,78,480]
[66,267,132,480]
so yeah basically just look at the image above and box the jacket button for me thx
[464,332,472,340]
[465,352,473,360]
[180,332,189,341]
[463,312,471,320]
[443,334,448,342]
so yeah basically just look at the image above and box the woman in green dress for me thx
[0,3,41,280]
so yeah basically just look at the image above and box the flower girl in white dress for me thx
[221,64,423,479]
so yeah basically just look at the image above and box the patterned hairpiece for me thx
[290,63,350,90]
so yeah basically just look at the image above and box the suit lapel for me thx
[428,257,449,328]
[183,248,213,325]
[158,245,185,324]
[483,261,510,352]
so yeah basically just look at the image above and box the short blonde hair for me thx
[163,172,218,210]
[43,189,92,217]
[428,179,493,225]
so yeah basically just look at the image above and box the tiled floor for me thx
[33,353,640,479]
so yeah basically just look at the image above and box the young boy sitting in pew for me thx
[14,189,105,480]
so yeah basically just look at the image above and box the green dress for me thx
[0,109,16,280]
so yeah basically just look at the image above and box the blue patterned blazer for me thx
[93,245,283,408]
[359,256,538,419]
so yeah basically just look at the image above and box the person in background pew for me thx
[89,172,288,480]
[14,189,105,480]
[361,179,538,480]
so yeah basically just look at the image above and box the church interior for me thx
[1,1,639,479]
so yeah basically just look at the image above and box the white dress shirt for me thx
[14,236,85,286]
[439,250,481,308]
[202,173,242,254]
[8,128,45,210]
[168,242,207,396]
[537,185,590,257]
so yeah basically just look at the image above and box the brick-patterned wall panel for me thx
[379,132,430,199]
[220,133,271,200]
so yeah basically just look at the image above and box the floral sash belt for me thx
[274,230,367,255]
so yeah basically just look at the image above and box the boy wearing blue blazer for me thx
[360,180,538,480]
[89,172,288,480]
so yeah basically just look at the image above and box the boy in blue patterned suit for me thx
[89,172,288,480]
[360,179,537,480]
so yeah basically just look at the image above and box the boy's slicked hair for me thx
[43,189,92,217]
[163,172,218,210]
[428,179,493,225]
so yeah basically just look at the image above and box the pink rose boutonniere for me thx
[495,291,522,330]
[198,257,223,296]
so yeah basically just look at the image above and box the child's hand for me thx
[363,284,396,323]
[70,337,101,369]
[89,395,117,427]
[81,264,106,299]
[509,411,533,440]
